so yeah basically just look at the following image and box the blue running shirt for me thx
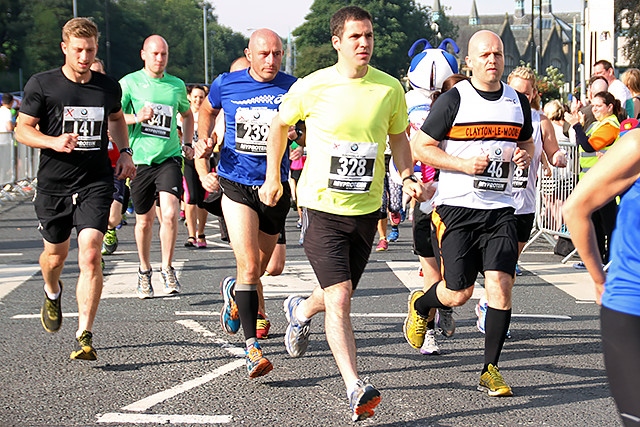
[603,177,640,316]
[208,69,297,186]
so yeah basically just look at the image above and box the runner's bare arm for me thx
[411,128,489,175]
[14,112,78,152]
[563,128,640,303]
[259,113,290,207]
[389,131,424,202]
[195,97,219,159]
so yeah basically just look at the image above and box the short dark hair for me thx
[330,6,372,39]
[594,59,613,71]
[188,84,206,94]
[2,93,13,105]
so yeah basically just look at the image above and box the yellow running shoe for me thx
[403,290,427,349]
[70,330,97,361]
[478,364,513,397]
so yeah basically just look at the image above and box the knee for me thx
[324,284,352,310]
[448,292,471,307]
[266,263,284,276]
[237,265,262,284]
[41,251,67,271]
[136,215,154,230]
[446,287,474,307]
[78,246,102,271]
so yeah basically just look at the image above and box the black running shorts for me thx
[130,157,183,215]
[432,205,518,291]
[515,212,535,243]
[413,207,435,258]
[34,184,113,244]
[219,177,291,236]
[182,158,206,207]
[302,208,378,289]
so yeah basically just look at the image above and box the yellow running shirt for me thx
[278,65,408,216]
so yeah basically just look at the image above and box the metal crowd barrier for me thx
[522,141,580,263]
[0,131,38,205]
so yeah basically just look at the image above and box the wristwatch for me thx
[119,147,133,156]
[402,174,419,184]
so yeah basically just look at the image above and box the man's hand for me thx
[465,154,490,175]
[137,105,154,123]
[182,145,194,161]
[199,171,220,193]
[552,149,567,168]
[53,133,78,153]
[114,153,136,180]
[259,180,283,207]
[195,138,214,159]
[290,145,303,161]
[512,147,530,169]
[287,126,299,141]
[402,179,425,202]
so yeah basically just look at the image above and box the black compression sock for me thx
[235,289,259,341]
[415,283,447,315]
[483,307,512,372]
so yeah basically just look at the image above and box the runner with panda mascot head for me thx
[399,38,462,356]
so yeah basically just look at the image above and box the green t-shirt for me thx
[279,65,408,216]
[120,69,189,165]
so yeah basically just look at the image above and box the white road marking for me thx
[0,264,40,300]
[260,260,317,298]
[386,261,423,291]
[97,320,243,421]
[0,252,24,256]
[175,311,218,316]
[102,261,185,299]
[519,261,596,302]
[97,413,231,424]
[12,313,78,319]
[176,319,244,357]
[388,260,597,302]
[121,358,244,412]
[511,314,571,320]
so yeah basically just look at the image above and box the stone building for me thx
[435,0,581,83]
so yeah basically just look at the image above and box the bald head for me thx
[144,35,167,50]
[245,28,283,82]
[468,30,503,55]
[141,35,169,78]
[249,29,282,51]
[466,30,504,91]
[589,78,609,101]
[230,56,250,72]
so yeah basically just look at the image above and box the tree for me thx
[0,0,248,91]
[616,0,640,66]
[292,0,458,79]
[537,65,564,105]
[209,24,248,79]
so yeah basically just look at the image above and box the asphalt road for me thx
[0,195,621,427]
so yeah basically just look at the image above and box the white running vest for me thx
[513,109,542,215]
[435,80,525,209]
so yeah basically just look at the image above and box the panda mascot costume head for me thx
[389,38,460,214]
[405,38,460,137]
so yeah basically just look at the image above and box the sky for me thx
[211,0,585,39]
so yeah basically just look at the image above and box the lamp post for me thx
[203,4,208,84]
